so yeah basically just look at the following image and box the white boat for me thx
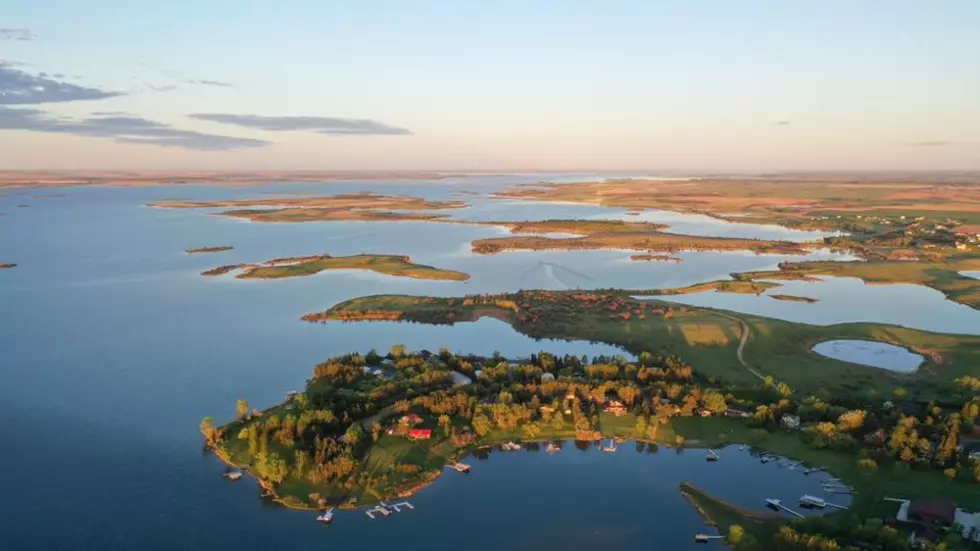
[706,449,719,462]
[223,471,243,481]
[501,441,522,451]
[601,439,618,452]
[800,495,826,509]
[316,508,335,523]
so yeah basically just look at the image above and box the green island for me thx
[769,294,820,303]
[202,253,470,282]
[305,291,980,395]
[631,253,682,262]
[185,245,234,254]
[204,297,980,550]
[151,192,467,223]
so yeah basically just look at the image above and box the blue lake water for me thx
[812,340,923,373]
[0,175,952,549]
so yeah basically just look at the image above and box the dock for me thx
[694,534,725,543]
[365,500,414,519]
[766,498,804,519]
[706,449,719,462]
[446,462,471,473]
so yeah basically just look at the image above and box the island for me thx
[185,246,234,254]
[0,263,17,269]
[151,192,468,223]
[631,254,682,262]
[202,253,470,281]
[204,337,980,550]
[769,294,819,303]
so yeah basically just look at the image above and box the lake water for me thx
[961,271,980,280]
[812,340,924,373]
[0,175,951,549]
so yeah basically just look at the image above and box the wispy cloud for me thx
[185,79,233,87]
[901,141,953,147]
[775,120,792,126]
[189,113,413,135]
[0,28,35,41]
[0,107,271,150]
[1,66,123,105]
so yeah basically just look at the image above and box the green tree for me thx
[200,416,218,446]
[472,413,492,437]
[551,412,565,432]
[371,422,381,442]
[728,525,744,544]
[702,392,728,414]
[236,399,249,421]
[390,344,406,358]
[365,349,382,366]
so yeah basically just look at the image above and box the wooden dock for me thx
[766,498,804,519]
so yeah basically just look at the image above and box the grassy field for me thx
[737,257,980,310]
[314,292,980,398]
[211,254,470,281]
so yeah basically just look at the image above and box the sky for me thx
[2,1,979,171]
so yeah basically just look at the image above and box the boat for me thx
[316,508,335,523]
[601,439,618,452]
[738,445,746,452]
[501,441,522,451]
[799,495,826,509]
[223,471,243,481]
[546,443,561,453]
[706,449,719,462]
[760,454,777,464]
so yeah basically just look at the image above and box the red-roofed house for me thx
[408,428,432,440]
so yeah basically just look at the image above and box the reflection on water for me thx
[0,175,954,549]
[812,340,923,373]
[640,276,980,335]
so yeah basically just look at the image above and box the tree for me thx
[944,468,957,481]
[344,423,365,447]
[236,399,249,421]
[439,415,451,436]
[365,349,382,366]
[390,344,406,358]
[523,422,541,439]
[551,412,565,432]
[472,413,492,437]
[371,422,381,442]
[837,410,866,432]
[728,525,745,544]
[702,392,728,414]
[857,457,877,469]
[200,416,218,446]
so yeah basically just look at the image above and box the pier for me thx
[706,449,719,462]
[365,500,414,519]
[446,462,471,473]
[766,498,804,519]
[694,534,725,543]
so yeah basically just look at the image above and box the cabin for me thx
[864,428,887,447]
[900,499,957,529]
[725,408,750,419]
[604,400,628,416]
[408,428,432,441]
[400,414,422,425]
[780,415,801,430]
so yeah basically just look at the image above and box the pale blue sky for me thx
[2,1,979,170]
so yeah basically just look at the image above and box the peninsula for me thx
[203,253,469,282]
[185,246,234,254]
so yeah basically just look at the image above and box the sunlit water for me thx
[812,340,923,373]
[0,175,946,549]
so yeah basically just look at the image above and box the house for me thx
[780,415,801,430]
[408,428,432,440]
[400,414,422,425]
[900,499,957,529]
[604,400,628,416]
[725,408,750,419]
[865,428,887,447]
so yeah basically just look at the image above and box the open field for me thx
[310,291,980,397]
[0,170,474,189]
[471,230,812,255]
[495,177,980,227]
[204,254,470,281]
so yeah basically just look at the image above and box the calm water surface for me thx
[812,340,923,373]
[0,176,943,549]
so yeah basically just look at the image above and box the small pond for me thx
[812,340,924,373]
